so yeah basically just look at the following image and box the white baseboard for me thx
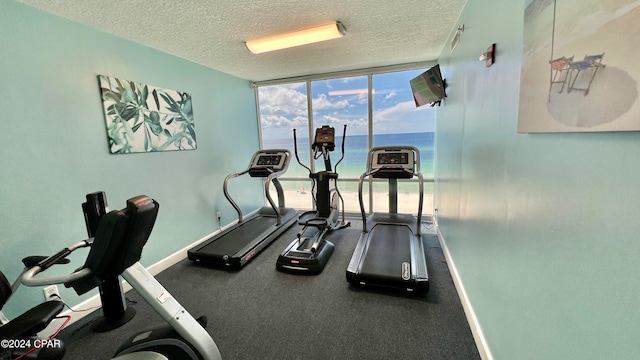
[435,222,493,360]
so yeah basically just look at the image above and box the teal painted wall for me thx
[0,0,263,317]
[436,0,640,359]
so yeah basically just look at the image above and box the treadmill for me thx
[346,146,429,294]
[188,149,298,268]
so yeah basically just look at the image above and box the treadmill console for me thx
[370,148,415,179]
[248,150,289,177]
[312,125,336,152]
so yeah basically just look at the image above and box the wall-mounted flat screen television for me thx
[409,64,446,107]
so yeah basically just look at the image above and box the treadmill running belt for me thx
[197,215,278,256]
[359,224,412,281]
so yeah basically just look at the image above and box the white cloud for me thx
[260,114,307,128]
[313,93,350,110]
[258,86,307,116]
[321,115,368,132]
[373,100,419,122]
[372,100,435,133]
[384,90,397,100]
[356,92,368,104]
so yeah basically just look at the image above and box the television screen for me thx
[409,64,446,107]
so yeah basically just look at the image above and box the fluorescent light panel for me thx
[246,22,346,54]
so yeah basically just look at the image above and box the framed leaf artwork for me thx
[98,75,197,153]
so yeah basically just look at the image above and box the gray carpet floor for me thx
[57,220,480,360]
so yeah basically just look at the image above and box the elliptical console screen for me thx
[313,126,336,151]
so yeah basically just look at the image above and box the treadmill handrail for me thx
[358,146,423,235]
[357,171,368,231]
[264,168,283,226]
[223,149,291,225]
[223,170,249,223]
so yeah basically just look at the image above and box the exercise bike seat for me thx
[0,301,64,340]
[0,271,65,340]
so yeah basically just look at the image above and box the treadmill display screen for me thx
[256,155,282,167]
[377,152,409,165]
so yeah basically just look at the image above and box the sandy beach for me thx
[282,189,434,216]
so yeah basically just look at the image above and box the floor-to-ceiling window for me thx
[257,82,312,210]
[371,70,435,215]
[310,75,368,213]
[257,64,436,217]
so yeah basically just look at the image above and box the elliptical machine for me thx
[276,125,350,274]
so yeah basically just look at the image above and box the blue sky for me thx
[258,68,436,139]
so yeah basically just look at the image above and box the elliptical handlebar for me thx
[292,128,312,174]
[334,124,347,172]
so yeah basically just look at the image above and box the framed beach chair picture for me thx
[518,0,640,133]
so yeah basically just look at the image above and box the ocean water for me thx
[263,132,435,179]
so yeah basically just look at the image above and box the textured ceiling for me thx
[15,0,467,82]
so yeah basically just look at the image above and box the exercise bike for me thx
[1,256,164,360]
[18,195,222,360]
[276,125,350,274]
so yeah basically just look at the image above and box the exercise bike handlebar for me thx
[20,239,93,287]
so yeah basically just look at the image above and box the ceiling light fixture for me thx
[245,21,346,54]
